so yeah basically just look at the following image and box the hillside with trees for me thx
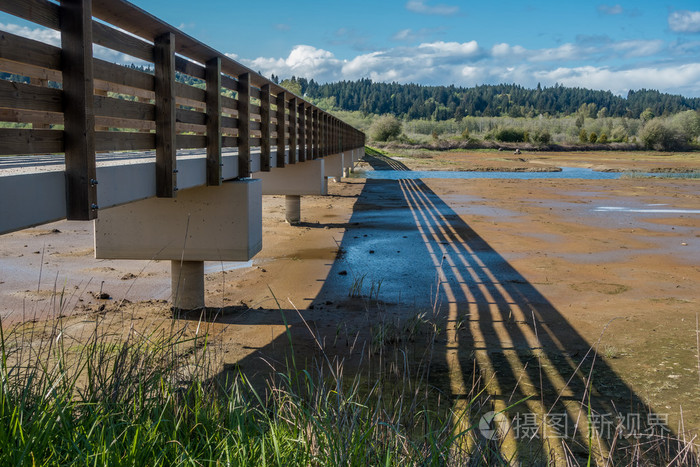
[279,77,700,121]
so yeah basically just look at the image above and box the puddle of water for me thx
[203,260,254,274]
[595,207,700,214]
[353,167,624,180]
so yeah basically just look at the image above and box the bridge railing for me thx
[0,0,365,221]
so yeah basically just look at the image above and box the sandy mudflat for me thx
[1,149,698,443]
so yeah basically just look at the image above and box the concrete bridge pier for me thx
[285,195,301,224]
[171,260,205,310]
[324,153,344,183]
[254,159,326,224]
[94,180,263,310]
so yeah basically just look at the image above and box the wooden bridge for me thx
[0,0,365,309]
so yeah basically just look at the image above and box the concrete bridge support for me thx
[171,260,205,311]
[254,159,326,224]
[324,153,344,183]
[285,195,301,224]
[94,180,262,310]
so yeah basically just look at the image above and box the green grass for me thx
[1,302,698,466]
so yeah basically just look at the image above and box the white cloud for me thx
[491,43,527,58]
[405,0,459,16]
[598,4,623,15]
[0,22,60,46]
[241,45,343,82]
[529,43,581,62]
[669,10,700,33]
[610,40,664,57]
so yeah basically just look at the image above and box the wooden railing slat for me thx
[93,95,155,120]
[0,79,63,112]
[0,30,62,71]
[0,128,63,155]
[92,20,153,62]
[95,131,154,151]
[0,0,60,30]
[93,59,154,91]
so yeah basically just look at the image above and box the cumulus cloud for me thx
[0,22,60,46]
[669,10,700,33]
[405,0,459,16]
[241,45,343,82]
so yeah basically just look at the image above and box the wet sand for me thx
[1,150,698,448]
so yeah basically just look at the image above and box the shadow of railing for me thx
[194,150,680,464]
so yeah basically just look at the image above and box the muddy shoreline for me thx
[1,149,699,443]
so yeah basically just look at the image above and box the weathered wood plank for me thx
[92,20,153,62]
[0,108,62,125]
[206,56,221,185]
[176,107,206,125]
[175,82,205,103]
[0,0,60,30]
[288,97,297,164]
[221,135,238,147]
[221,116,237,129]
[93,59,154,91]
[221,95,238,111]
[0,30,61,71]
[61,0,97,220]
[95,131,154,151]
[221,74,238,92]
[237,73,250,177]
[259,84,271,171]
[297,100,306,162]
[275,91,286,168]
[175,56,206,79]
[176,134,206,149]
[154,32,176,197]
[0,128,63,155]
[0,78,63,112]
[0,58,62,83]
[95,116,154,130]
[93,95,155,120]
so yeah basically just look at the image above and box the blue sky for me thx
[3,1,700,96]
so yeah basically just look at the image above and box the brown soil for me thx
[1,149,698,457]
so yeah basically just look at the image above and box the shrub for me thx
[598,133,608,143]
[588,132,598,143]
[531,130,551,145]
[579,129,588,143]
[493,127,527,142]
[369,115,402,142]
[639,119,686,151]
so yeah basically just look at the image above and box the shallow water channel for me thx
[353,167,625,180]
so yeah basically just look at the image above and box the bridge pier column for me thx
[253,159,325,224]
[95,180,262,310]
[171,260,204,310]
[285,195,301,224]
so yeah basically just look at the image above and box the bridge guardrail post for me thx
[60,0,98,220]
[206,56,222,185]
[288,97,297,164]
[260,84,271,172]
[155,32,177,197]
[237,73,251,178]
[275,91,286,168]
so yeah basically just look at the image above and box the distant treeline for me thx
[280,77,700,121]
